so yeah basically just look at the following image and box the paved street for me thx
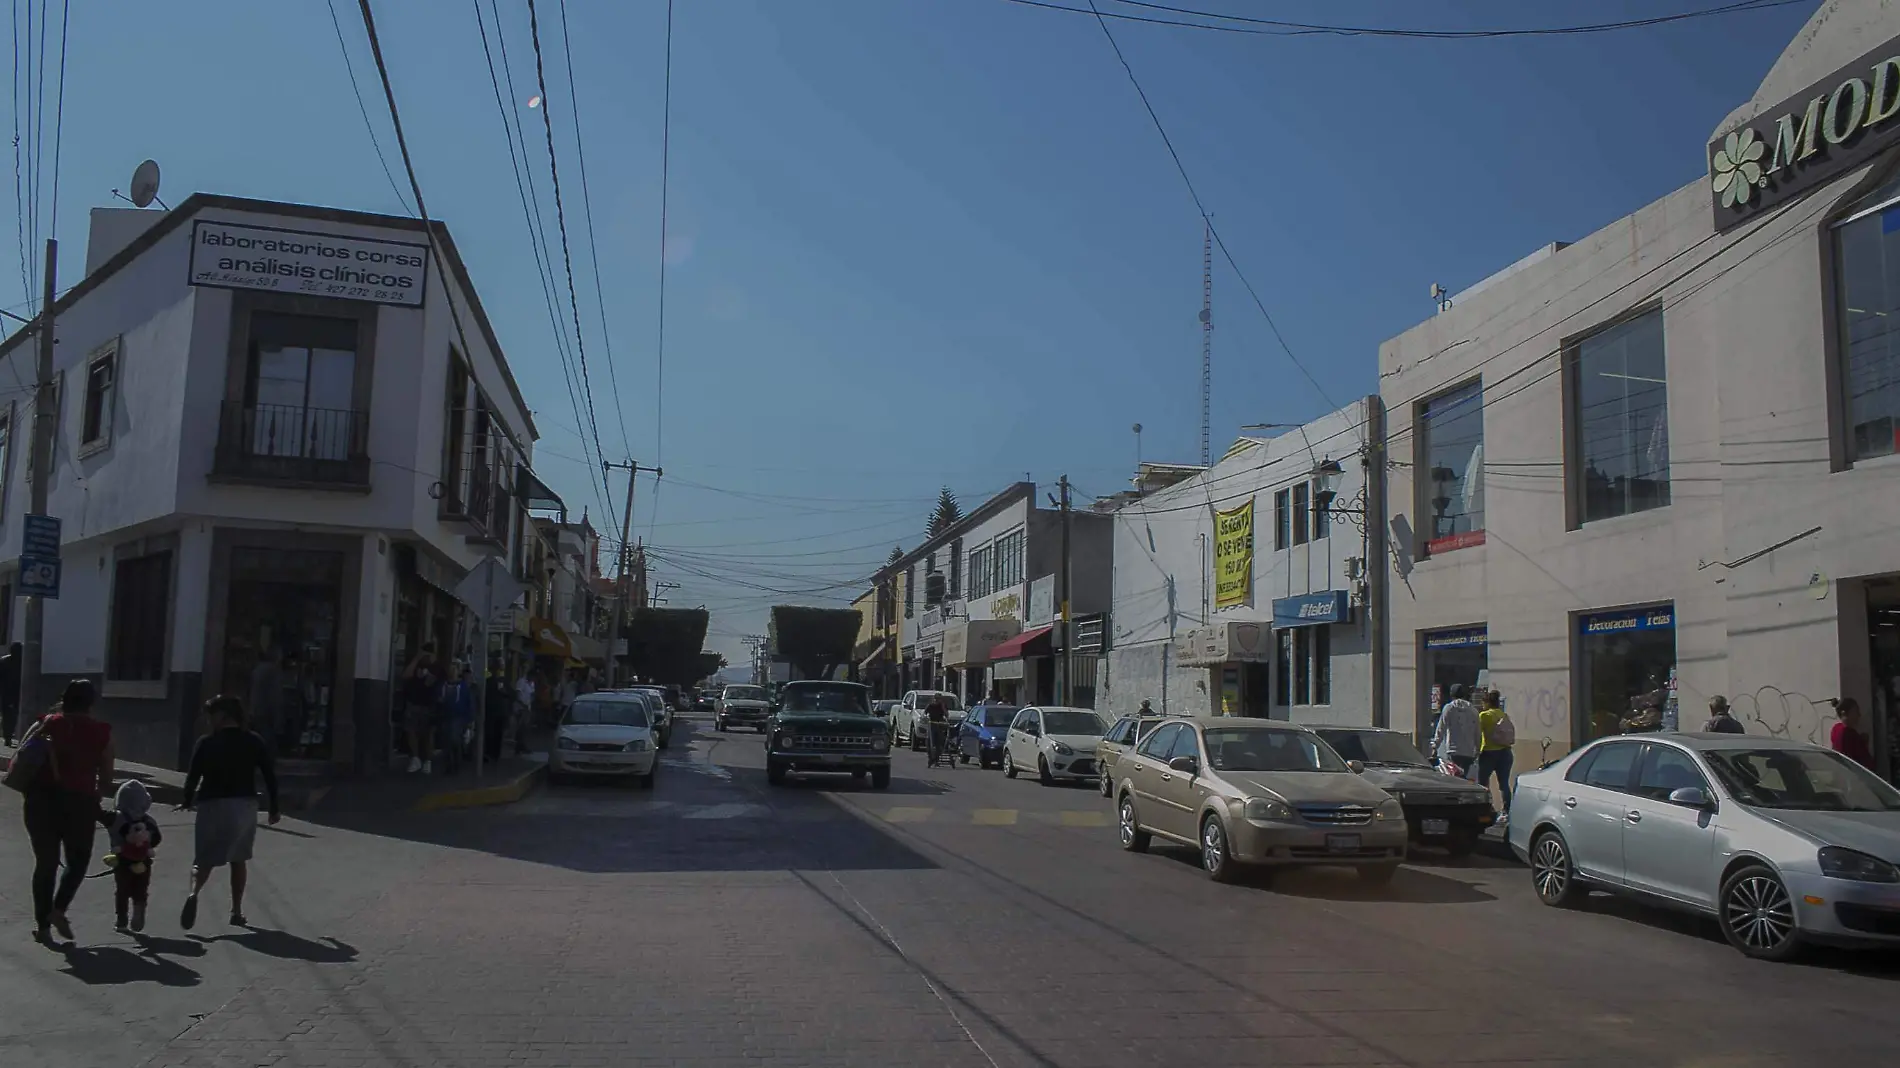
[3,715,1896,1068]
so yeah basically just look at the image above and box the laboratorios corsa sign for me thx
[1710,34,1900,231]
[1212,498,1254,610]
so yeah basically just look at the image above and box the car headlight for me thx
[1052,742,1075,756]
[623,739,648,752]
[1375,798,1406,820]
[873,735,890,752]
[776,733,796,750]
[557,736,580,751]
[1243,797,1291,821]
[1818,847,1900,883]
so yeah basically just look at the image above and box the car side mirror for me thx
[1668,786,1712,808]
[1347,759,1366,774]
[1168,755,1199,775]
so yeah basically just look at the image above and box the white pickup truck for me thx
[896,689,964,750]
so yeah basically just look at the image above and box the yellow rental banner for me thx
[1213,499,1254,610]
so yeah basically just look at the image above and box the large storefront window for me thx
[1568,309,1671,524]
[222,548,345,760]
[1420,626,1488,741]
[1577,605,1675,744]
[1835,174,1900,461]
[1417,380,1484,554]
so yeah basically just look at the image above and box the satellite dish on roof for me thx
[129,160,161,208]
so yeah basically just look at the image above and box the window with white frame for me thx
[1273,489,1290,550]
[80,339,117,452]
[107,547,172,683]
[1418,379,1484,552]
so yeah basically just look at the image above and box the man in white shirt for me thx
[512,673,537,755]
[1430,684,1481,780]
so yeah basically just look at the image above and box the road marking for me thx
[1056,810,1110,828]
[971,809,1017,826]
[882,807,933,823]
[682,803,771,820]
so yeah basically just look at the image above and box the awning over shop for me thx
[987,625,1052,663]
[943,619,1022,668]
[1174,621,1273,668]
[856,639,888,673]
[517,466,566,512]
[568,632,606,663]
[530,617,573,658]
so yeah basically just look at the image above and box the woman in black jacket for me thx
[178,696,280,929]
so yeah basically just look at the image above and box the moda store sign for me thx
[1710,35,1900,231]
[189,220,429,306]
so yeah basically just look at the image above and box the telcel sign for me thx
[1710,35,1900,230]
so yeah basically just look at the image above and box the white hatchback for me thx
[550,693,659,787]
[1004,706,1107,786]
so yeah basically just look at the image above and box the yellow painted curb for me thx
[413,764,546,812]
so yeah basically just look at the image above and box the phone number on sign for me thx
[192,270,412,304]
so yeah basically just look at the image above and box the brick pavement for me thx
[2,715,1895,1067]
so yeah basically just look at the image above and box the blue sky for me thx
[13,0,1822,665]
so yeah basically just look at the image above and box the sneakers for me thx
[115,915,129,933]
[406,756,422,774]
[180,892,199,931]
[49,912,73,942]
[421,759,433,774]
[130,902,146,932]
[230,911,247,927]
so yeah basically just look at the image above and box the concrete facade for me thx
[1106,401,1376,727]
[0,196,541,770]
[1380,0,1900,774]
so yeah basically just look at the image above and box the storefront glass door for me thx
[1420,626,1488,742]
[1578,605,1676,744]
[222,548,345,760]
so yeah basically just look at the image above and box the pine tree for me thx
[927,487,962,537]
[887,545,904,565]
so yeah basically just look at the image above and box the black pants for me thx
[1,698,18,744]
[23,789,97,926]
[113,864,151,920]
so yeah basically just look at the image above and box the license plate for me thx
[816,754,843,764]
[1421,819,1450,836]
[1326,834,1361,853]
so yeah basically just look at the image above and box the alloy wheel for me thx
[1529,832,1579,907]
[1724,870,1796,957]
[1201,817,1228,880]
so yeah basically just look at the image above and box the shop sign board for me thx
[189,220,429,306]
[1710,33,1900,230]
[1213,500,1255,609]
[1028,575,1055,627]
[943,618,1021,668]
[1578,606,1674,635]
[1173,621,1272,667]
[1423,626,1488,650]
[17,513,60,598]
[1272,590,1350,629]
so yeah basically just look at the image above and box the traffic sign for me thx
[18,514,60,598]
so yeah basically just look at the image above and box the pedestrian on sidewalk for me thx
[17,680,113,943]
[101,779,162,933]
[484,660,512,765]
[401,644,439,774]
[1830,697,1876,770]
[439,663,476,775]
[178,696,281,930]
[1475,689,1516,812]
[1430,684,1480,780]
[1704,695,1746,734]
[513,671,538,756]
[0,641,20,747]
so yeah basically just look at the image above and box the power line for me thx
[554,0,631,462]
[647,0,677,541]
[1082,0,1337,414]
[1005,0,1808,39]
[326,0,415,215]
[11,0,26,306]
[43,0,62,251]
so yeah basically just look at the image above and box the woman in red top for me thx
[22,679,113,943]
[1830,697,1876,771]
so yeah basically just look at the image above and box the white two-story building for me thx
[0,195,550,772]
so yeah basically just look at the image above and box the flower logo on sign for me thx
[1711,128,1766,208]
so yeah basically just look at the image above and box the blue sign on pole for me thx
[18,513,60,599]
[1271,590,1350,629]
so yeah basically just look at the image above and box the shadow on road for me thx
[189,928,358,964]
[1562,890,1900,977]
[1148,845,1496,903]
[54,943,201,987]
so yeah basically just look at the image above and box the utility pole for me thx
[21,238,56,718]
[1057,475,1072,706]
[603,460,661,687]
[1366,396,1390,730]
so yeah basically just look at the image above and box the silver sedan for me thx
[1509,732,1900,961]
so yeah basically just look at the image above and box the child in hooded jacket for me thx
[100,779,162,931]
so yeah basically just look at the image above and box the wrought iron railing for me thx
[214,402,369,486]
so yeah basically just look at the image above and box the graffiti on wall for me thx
[1731,686,1832,746]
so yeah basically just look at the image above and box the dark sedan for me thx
[1313,726,1497,856]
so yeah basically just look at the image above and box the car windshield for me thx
[1205,728,1349,773]
[1315,729,1430,767]
[976,706,1019,727]
[1042,711,1104,736]
[780,684,871,714]
[725,686,767,701]
[921,692,963,711]
[564,699,648,728]
[1703,747,1900,812]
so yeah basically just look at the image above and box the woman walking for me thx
[20,680,114,943]
[178,696,280,929]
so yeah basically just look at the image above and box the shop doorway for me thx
[221,547,345,760]
[1419,626,1488,742]
[1866,578,1900,785]
[1577,605,1676,744]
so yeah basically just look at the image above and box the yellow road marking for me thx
[971,809,1018,826]
[1058,810,1111,827]
[883,807,933,823]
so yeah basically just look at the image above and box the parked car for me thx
[1511,732,1900,961]
[871,700,901,725]
[624,687,672,748]
[1003,707,1106,785]
[1116,717,1407,884]
[765,680,892,788]
[1312,726,1497,856]
[696,690,718,713]
[959,704,1021,769]
[716,684,773,732]
[549,693,658,787]
[897,690,964,749]
[1097,714,1185,798]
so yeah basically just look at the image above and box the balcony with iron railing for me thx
[212,401,370,489]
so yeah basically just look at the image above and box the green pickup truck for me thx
[765,680,892,789]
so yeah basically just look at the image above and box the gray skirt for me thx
[193,797,259,868]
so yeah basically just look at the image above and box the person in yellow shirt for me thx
[1476,689,1515,814]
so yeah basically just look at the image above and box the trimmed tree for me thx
[928,487,962,537]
